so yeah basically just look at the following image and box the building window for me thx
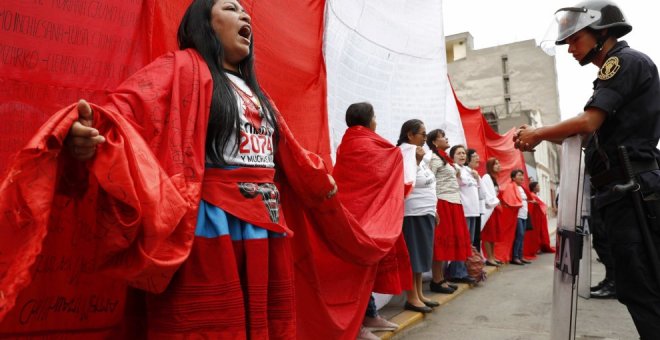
[501,55,509,74]
[484,112,499,133]
[502,55,511,115]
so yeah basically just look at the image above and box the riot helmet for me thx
[548,0,631,65]
[555,0,632,45]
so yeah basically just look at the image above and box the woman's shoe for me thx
[422,299,440,307]
[440,279,459,290]
[494,259,503,265]
[510,259,524,265]
[485,260,501,267]
[429,280,455,294]
[404,302,433,313]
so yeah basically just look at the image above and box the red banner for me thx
[455,90,526,182]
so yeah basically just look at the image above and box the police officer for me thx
[514,1,660,338]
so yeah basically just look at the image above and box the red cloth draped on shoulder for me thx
[284,125,410,340]
[0,50,210,338]
[494,180,522,262]
[523,192,555,258]
[0,49,379,339]
[333,126,410,294]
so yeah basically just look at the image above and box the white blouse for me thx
[457,164,480,217]
[404,159,438,216]
[480,174,500,229]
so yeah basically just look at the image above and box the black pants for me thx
[591,197,615,281]
[600,197,660,340]
[472,215,481,250]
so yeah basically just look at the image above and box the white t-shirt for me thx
[517,186,528,219]
[404,160,437,216]
[212,73,275,168]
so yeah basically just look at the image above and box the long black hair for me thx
[178,0,279,163]
[426,128,444,157]
[396,119,424,146]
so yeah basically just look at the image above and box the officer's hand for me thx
[66,99,105,160]
[514,125,538,152]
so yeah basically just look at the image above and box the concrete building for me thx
[446,32,560,213]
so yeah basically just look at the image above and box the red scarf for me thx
[436,147,454,165]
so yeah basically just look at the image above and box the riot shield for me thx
[551,136,586,340]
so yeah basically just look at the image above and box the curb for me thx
[373,265,501,339]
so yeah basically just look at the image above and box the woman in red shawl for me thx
[332,102,405,339]
[523,181,555,258]
[1,1,338,339]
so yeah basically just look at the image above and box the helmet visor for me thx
[554,7,601,44]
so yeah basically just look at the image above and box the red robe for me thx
[0,50,392,339]
[523,192,555,258]
[493,181,523,262]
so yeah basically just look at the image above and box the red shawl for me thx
[0,50,381,339]
[523,192,555,258]
[333,125,411,293]
[436,148,454,166]
[494,180,523,262]
[286,125,411,340]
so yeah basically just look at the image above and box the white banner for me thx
[324,0,465,158]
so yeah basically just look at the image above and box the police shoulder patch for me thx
[598,56,621,80]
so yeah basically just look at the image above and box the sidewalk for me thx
[373,216,558,339]
[373,265,501,339]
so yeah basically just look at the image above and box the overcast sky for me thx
[442,0,660,121]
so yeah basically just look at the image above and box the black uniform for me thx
[585,41,660,339]
[589,195,616,296]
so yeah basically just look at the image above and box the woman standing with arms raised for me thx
[0,1,343,338]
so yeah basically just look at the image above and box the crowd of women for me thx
[337,103,555,340]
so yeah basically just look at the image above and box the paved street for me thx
[394,243,638,339]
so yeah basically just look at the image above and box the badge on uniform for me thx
[598,56,621,80]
